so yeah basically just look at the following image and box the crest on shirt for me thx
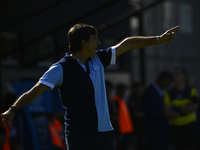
[92,65,99,71]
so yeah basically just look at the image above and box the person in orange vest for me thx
[105,81,119,149]
[113,83,135,150]
[0,126,7,150]
[0,93,24,150]
[47,113,66,150]
[0,93,13,150]
[0,119,10,150]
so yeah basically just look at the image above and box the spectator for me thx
[113,83,134,150]
[187,78,195,88]
[105,81,119,149]
[105,81,118,128]
[189,78,200,150]
[47,113,66,150]
[0,93,22,150]
[0,119,10,150]
[143,71,173,150]
[164,68,198,150]
[0,126,6,150]
[128,82,147,150]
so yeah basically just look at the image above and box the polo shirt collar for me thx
[64,52,92,62]
[152,82,163,96]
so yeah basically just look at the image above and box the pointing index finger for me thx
[167,25,180,32]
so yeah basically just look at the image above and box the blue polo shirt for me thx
[39,47,116,133]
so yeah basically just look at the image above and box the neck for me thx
[155,81,162,89]
[71,51,90,64]
[176,82,186,91]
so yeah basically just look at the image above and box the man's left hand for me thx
[159,25,180,44]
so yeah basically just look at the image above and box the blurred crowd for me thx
[0,67,200,150]
[106,67,200,150]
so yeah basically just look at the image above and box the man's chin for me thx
[92,53,96,57]
[92,51,96,57]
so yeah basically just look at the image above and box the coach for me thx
[1,23,179,150]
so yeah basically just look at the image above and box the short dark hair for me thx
[157,71,173,81]
[174,67,187,78]
[67,23,98,53]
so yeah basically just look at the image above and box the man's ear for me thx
[82,40,87,47]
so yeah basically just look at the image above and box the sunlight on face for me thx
[86,34,101,56]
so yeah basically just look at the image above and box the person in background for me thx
[47,113,66,150]
[105,81,118,130]
[164,68,199,150]
[143,71,173,150]
[0,120,10,150]
[113,83,134,150]
[187,77,200,150]
[0,93,23,150]
[128,82,147,150]
[105,81,119,149]
[187,78,195,88]
[0,126,6,150]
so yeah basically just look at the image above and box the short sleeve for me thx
[164,92,171,105]
[39,63,63,89]
[96,47,116,68]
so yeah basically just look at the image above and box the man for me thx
[105,81,119,149]
[105,81,118,135]
[164,68,198,150]
[128,82,147,150]
[143,71,173,150]
[1,23,179,150]
[113,83,134,150]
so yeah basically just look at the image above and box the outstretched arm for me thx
[115,26,180,56]
[164,104,181,117]
[1,82,49,127]
[180,102,198,114]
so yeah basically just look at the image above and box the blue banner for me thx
[11,81,64,113]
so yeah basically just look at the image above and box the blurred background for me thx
[0,0,200,150]
[1,0,200,94]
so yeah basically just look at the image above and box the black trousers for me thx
[145,132,168,150]
[65,130,115,150]
[169,122,197,150]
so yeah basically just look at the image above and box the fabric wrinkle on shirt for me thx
[39,47,116,132]
[152,82,163,97]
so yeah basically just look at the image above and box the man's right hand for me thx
[1,109,15,127]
